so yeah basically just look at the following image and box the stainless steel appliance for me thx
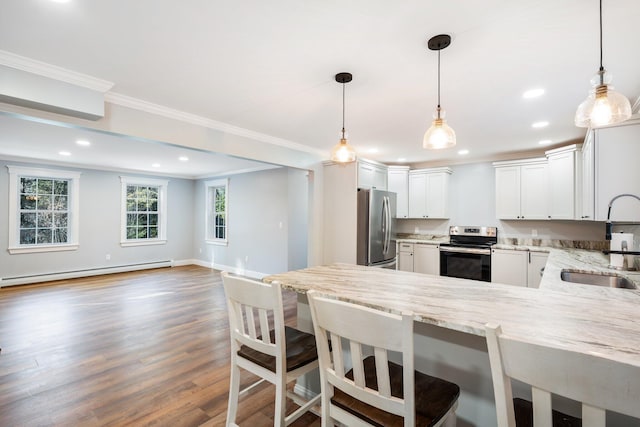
[440,226,497,282]
[357,188,396,268]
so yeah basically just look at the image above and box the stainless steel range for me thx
[439,226,497,282]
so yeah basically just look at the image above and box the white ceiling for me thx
[1,0,639,172]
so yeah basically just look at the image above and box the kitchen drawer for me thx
[398,242,414,253]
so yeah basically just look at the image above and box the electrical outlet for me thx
[531,229,538,237]
[414,227,420,234]
[199,248,202,254]
[106,254,111,260]
[245,255,249,263]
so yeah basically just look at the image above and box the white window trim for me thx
[120,176,168,247]
[205,178,228,246]
[7,165,81,254]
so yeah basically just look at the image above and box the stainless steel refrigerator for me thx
[357,188,397,268]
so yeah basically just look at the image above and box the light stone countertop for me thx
[264,258,640,368]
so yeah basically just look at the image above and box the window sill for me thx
[8,244,79,254]
[206,239,228,247]
[120,239,167,248]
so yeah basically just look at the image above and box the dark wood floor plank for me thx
[0,266,320,426]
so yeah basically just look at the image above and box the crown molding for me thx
[0,50,114,93]
[104,92,326,158]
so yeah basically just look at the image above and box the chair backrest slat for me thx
[349,341,366,388]
[531,387,552,427]
[309,291,414,421]
[330,332,345,378]
[486,323,640,427]
[259,308,271,344]
[245,305,257,339]
[374,347,391,398]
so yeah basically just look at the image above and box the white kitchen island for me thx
[264,259,640,426]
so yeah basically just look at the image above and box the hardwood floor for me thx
[0,266,321,426]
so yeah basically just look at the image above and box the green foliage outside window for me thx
[19,177,69,245]
[126,185,160,240]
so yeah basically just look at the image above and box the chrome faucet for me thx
[605,193,640,240]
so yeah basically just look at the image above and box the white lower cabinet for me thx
[527,251,549,289]
[397,242,414,272]
[492,248,549,288]
[491,249,528,287]
[414,243,440,275]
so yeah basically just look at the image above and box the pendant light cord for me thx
[599,0,604,84]
[341,82,346,139]
[436,47,442,118]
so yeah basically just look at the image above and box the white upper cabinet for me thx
[594,121,640,222]
[358,159,388,190]
[388,166,409,218]
[408,168,451,219]
[545,144,582,220]
[494,159,548,220]
[581,131,595,220]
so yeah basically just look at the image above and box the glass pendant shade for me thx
[575,83,632,128]
[330,137,357,163]
[423,108,456,149]
[575,0,632,128]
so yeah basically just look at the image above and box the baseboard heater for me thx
[0,260,173,288]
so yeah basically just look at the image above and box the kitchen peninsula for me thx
[264,255,640,426]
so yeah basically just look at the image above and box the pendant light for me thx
[423,34,456,150]
[330,72,357,163]
[575,0,631,128]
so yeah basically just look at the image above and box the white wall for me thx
[0,160,194,281]
[395,161,605,241]
[193,167,309,276]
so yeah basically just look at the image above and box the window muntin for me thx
[206,179,228,245]
[19,177,70,245]
[7,166,81,254]
[125,185,159,240]
[120,177,168,246]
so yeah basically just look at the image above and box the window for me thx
[206,179,228,245]
[120,176,168,246]
[7,166,81,254]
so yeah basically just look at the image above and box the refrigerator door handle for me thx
[382,196,390,255]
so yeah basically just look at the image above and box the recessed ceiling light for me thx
[523,88,545,99]
[532,121,549,128]
[59,151,71,156]
[458,149,469,155]
[76,139,91,146]
[152,163,161,168]
[50,0,71,3]
[397,158,407,162]
[538,139,553,145]
[367,148,379,154]
[178,156,189,162]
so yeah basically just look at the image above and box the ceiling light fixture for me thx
[458,149,469,155]
[532,121,549,128]
[178,156,189,161]
[575,0,631,128]
[152,163,161,168]
[76,139,90,146]
[523,88,545,99]
[330,72,356,163]
[538,139,553,145]
[59,151,71,156]
[424,34,456,150]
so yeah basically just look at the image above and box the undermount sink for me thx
[560,270,637,289]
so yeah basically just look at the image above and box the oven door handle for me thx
[439,246,491,255]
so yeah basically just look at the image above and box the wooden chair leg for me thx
[226,362,241,427]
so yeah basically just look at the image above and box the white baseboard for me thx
[192,260,268,279]
[0,259,270,287]
[0,260,174,288]
[293,383,319,401]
